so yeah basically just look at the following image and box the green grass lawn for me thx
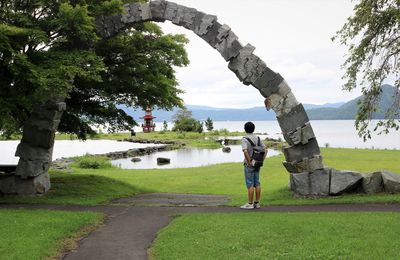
[0,209,103,260]
[0,148,399,206]
[150,212,400,260]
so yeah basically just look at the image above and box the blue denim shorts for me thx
[244,165,260,189]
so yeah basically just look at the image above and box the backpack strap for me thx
[257,136,261,146]
[244,137,255,147]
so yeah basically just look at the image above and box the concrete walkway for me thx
[1,193,400,260]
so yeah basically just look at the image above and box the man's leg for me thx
[248,186,254,203]
[255,186,261,202]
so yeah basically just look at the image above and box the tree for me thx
[333,0,399,140]
[172,108,203,133]
[205,117,214,131]
[163,120,168,132]
[0,0,189,139]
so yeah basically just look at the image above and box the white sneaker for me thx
[254,202,261,209]
[240,203,254,209]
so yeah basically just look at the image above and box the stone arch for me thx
[7,0,327,196]
[95,0,323,174]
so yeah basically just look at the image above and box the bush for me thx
[74,155,113,169]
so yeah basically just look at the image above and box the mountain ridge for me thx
[121,84,397,122]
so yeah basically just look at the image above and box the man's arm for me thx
[243,149,252,165]
[263,147,268,160]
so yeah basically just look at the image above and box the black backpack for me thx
[244,136,265,168]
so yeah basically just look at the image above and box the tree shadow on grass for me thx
[0,173,147,206]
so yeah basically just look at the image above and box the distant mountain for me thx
[120,84,398,122]
[307,84,398,120]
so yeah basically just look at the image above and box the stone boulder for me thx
[330,169,363,195]
[381,171,400,193]
[157,157,171,165]
[362,172,383,194]
[131,157,142,162]
[222,147,231,153]
[290,168,330,196]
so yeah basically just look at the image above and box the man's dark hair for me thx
[244,122,255,133]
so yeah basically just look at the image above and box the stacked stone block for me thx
[0,99,65,195]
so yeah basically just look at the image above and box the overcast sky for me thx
[158,0,360,108]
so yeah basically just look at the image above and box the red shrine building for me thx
[141,107,156,132]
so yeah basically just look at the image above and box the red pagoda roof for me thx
[141,115,156,119]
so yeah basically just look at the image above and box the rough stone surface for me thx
[277,103,309,134]
[309,168,330,196]
[283,155,324,173]
[15,158,50,179]
[15,142,53,161]
[271,91,299,117]
[330,169,363,195]
[0,175,16,194]
[284,122,315,146]
[200,20,222,48]
[215,26,242,61]
[228,44,257,82]
[150,0,167,21]
[131,157,142,162]
[15,173,51,195]
[290,172,310,196]
[362,172,383,194]
[283,138,321,163]
[195,14,217,36]
[381,171,400,193]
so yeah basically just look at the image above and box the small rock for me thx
[131,157,141,162]
[157,157,171,165]
[222,147,231,153]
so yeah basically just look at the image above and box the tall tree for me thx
[0,0,189,139]
[205,117,213,131]
[333,0,399,140]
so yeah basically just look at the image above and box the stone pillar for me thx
[0,99,66,195]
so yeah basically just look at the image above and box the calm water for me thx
[112,145,279,169]
[0,140,161,164]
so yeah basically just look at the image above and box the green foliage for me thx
[151,212,400,259]
[0,0,189,139]
[204,117,214,131]
[333,0,400,140]
[74,155,113,169]
[172,108,203,133]
[0,209,103,259]
[163,120,168,131]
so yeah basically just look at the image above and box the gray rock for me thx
[0,175,16,194]
[283,155,324,173]
[195,14,217,36]
[164,1,178,21]
[15,158,50,178]
[15,142,53,161]
[290,172,310,196]
[228,44,256,82]
[131,157,142,162]
[256,74,284,98]
[330,169,363,195]
[271,91,299,117]
[277,103,309,134]
[381,171,400,193]
[15,173,51,195]
[222,147,231,153]
[283,138,321,163]
[200,20,222,48]
[362,172,383,194]
[309,168,330,196]
[284,122,315,146]
[157,157,171,165]
[150,0,167,21]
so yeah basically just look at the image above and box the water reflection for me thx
[112,145,280,169]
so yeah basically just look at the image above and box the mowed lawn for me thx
[150,212,400,260]
[0,209,103,260]
[0,148,399,206]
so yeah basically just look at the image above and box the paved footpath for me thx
[1,194,400,260]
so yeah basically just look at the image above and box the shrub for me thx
[74,155,113,169]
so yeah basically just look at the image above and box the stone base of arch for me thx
[0,99,65,196]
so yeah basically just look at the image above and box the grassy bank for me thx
[1,148,399,206]
[0,209,103,259]
[150,212,400,259]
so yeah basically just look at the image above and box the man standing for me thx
[240,122,267,209]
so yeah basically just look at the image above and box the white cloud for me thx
[158,0,368,108]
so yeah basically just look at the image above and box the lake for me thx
[112,145,280,169]
[0,120,398,167]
